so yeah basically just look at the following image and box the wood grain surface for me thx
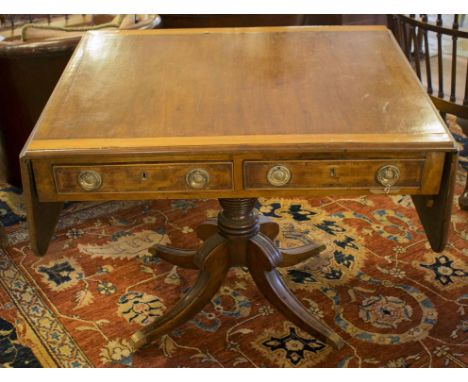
[25,26,453,153]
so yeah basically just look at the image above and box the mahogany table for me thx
[20,26,458,351]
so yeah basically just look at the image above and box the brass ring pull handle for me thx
[78,170,102,191]
[186,168,210,189]
[376,165,400,191]
[267,165,291,187]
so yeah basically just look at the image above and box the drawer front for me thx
[54,162,233,194]
[244,159,425,190]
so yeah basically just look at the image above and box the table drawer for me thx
[244,159,425,190]
[53,162,233,194]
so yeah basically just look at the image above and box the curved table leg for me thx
[259,216,280,241]
[149,245,198,270]
[278,241,326,268]
[196,219,218,241]
[130,235,230,350]
[459,174,468,210]
[247,234,344,350]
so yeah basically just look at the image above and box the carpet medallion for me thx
[0,117,466,368]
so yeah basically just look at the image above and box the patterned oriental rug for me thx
[0,116,467,368]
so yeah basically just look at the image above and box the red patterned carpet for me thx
[0,118,467,368]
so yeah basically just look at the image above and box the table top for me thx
[25,26,454,154]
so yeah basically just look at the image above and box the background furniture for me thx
[157,14,386,28]
[388,14,468,209]
[0,14,161,187]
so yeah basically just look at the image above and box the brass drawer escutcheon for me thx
[78,170,102,191]
[186,168,210,189]
[267,165,291,187]
[376,165,400,188]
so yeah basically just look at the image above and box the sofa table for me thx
[20,26,458,351]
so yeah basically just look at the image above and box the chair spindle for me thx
[450,15,459,102]
[437,15,444,98]
[422,14,433,94]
